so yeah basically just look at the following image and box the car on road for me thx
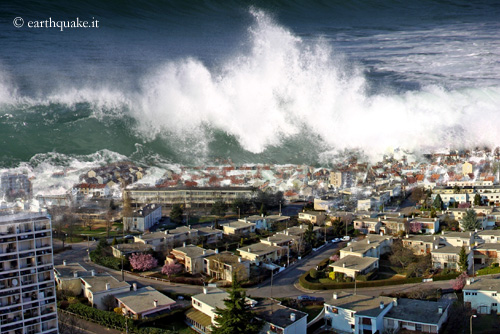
[331,238,341,243]
[124,235,134,240]
[297,295,323,301]
[342,235,350,241]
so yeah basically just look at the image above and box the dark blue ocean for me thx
[0,0,499,171]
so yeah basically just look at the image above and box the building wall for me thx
[324,304,355,333]
[464,289,500,314]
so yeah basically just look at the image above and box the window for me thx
[330,307,338,314]
[465,292,470,296]
[493,293,497,297]
[493,303,498,307]
[416,324,422,331]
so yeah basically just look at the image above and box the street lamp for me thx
[470,314,477,334]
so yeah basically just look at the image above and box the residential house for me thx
[324,292,394,334]
[53,262,90,295]
[339,235,393,259]
[186,287,257,333]
[220,220,256,236]
[80,273,131,310]
[278,224,322,240]
[353,217,382,235]
[463,276,500,314]
[473,243,500,266]
[383,298,450,333]
[253,299,308,334]
[237,242,283,265]
[169,245,215,274]
[329,255,379,279]
[440,231,475,247]
[204,251,250,283]
[115,285,176,320]
[111,243,154,258]
[73,183,110,198]
[409,217,440,234]
[431,244,473,271]
[477,230,500,244]
[123,203,162,232]
[197,226,223,244]
[298,211,326,225]
[402,235,439,255]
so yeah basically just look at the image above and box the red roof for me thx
[75,183,106,189]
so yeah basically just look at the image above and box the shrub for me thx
[67,303,132,329]
[310,269,318,279]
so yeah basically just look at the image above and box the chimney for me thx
[433,236,437,240]
[434,218,438,221]
[300,225,303,229]
[106,283,111,291]
[261,213,264,217]
[343,263,346,268]
[290,313,296,322]
[154,300,158,308]
[238,257,242,263]
[133,283,137,291]
[183,242,186,248]
[469,246,471,251]
[63,260,67,266]
[91,270,95,277]
[405,234,409,239]
[470,232,472,236]
[380,232,383,236]
[164,231,168,235]
[268,237,270,241]
[203,286,208,294]
[333,292,338,300]
[379,301,384,309]
[442,230,445,235]
[475,228,478,233]
[215,248,219,254]
[438,306,443,314]
[247,248,251,252]
[203,249,207,255]
[393,299,398,306]
[434,245,439,250]
[466,277,473,285]
[378,217,381,222]
[350,247,353,252]
[367,239,371,244]
[73,272,78,278]
[398,213,401,217]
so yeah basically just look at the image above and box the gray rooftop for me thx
[112,242,154,253]
[402,235,439,244]
[326,293,394,317]
[432,245,469,254]
[222,220,256,229]
[54,262,90,278]
[81,274,131,293]
[475,243,500,251]
[330,255,378,272]
[192,288,230,310]
[253,299,307,329]
[128,204,161,218]
[441,231,474,239]
[172,245,215,258]
[114,286,175,313]
[478,230,500,237]
[385,298,449,325]
[463,276,500,291]
[238,242,282,256]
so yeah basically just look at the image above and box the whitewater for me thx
[0,4,499,195]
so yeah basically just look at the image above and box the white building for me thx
[123,203,162,232]
[324,292,394,334]
[463,276,500,314]
[0,213,58,334]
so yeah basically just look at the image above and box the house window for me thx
[493,303,498,307]
[331,307,338,314]
[416,324,422,331]
[493,293,497,297]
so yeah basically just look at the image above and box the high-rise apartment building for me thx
[0,213,58,334]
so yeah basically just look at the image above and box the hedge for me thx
[90,250,128,270]
[67,303,132,329]
[299,271,460,290]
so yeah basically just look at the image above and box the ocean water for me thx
[0,0,499,174]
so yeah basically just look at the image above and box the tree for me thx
[101,294,116,311]
[461,209,480,231]
[304,224,316,249]
[161,262,183,277]
[258,203,267,216]
[58,310,84,334]
[170,204,183,224]
[389,240,415,269]
[474,193,482,206]
[409,222,422,234]
[432,194,443,210]
[212,276,263,334]
[211,199,227,218]
[232,197,251,216]
[129,253,158,272]
[458,246,469,272]
[452,272,469,291]
[453,185,460,194]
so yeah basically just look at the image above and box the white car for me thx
[342,236,350,241]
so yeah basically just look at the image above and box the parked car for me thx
[342,235,350,241]
[331,238,341,243]
[297,295,323,301]
[124,235,134,240]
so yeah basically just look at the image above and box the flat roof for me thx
[253,299,307,329]
[54,262,90,278]
[114,286,175,314]
[82,274,131,293]
[127,186,254,191]
[385,298,449,325]
[402,235,439,243]
[432,245,469,254]
[221,221,256,229]
[478,230,500,237]
[193,288,230,310]
[238,242,282,256]
[330,255,378,271]
[172,245,215,258]
[326,293,394,317]
[463,276,500,291]
[112,242,154,253]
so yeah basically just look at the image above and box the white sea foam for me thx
[1,10,499,164]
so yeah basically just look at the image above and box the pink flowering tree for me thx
[129,253,158,272]
[410,222,422,233]
[162,262,183,277]
[458,202,471,209]
[330,255,339,262]
[451,272,468,291]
